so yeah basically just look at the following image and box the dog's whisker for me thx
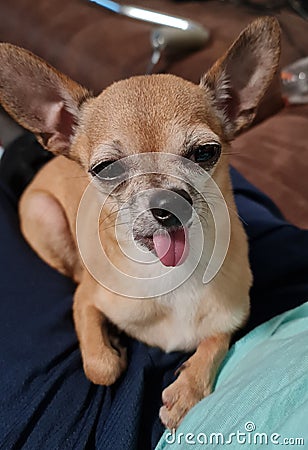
[98,205,130,227]
[65,175,89,179]
[99,216,132,234]
[226,207,248,226]
[221,151,241,156]
[99,218,131,232]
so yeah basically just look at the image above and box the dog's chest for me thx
[152,279,218,352]
[105,274,229,353]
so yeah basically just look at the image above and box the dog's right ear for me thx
[200,17,281,140]
[0,43,91,156]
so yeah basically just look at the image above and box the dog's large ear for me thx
[201,17,281,139]
[0,43,91,155]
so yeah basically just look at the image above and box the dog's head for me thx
[0,18,280,267]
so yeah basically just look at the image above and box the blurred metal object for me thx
[281,56,308,104]
[88,0,210,73]
[147,26,209,74]
[289,0,308,19]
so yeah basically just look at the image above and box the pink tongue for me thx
[153,228,189,267]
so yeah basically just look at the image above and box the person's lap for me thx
[0,163,307,449]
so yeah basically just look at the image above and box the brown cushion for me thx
[0,0,305,122]
[231,103,308,229]
[0,1,306,89]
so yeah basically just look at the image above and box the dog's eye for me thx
[90,160,126,181]
[190,143,221,167]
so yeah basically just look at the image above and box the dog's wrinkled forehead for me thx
[80,74,221,156]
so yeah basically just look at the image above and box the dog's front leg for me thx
[159,333,231,429]
[73,281,127,386]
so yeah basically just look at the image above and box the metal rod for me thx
[88,0,205,31]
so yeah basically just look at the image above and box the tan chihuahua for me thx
[0,17,280,429]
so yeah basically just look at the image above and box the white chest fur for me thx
[95,259,249,353]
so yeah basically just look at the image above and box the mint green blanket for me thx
[156,302,308,449]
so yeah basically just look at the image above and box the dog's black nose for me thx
[149,189,193,228]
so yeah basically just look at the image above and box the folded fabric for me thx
[157,302,308,449]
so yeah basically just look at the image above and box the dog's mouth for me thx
[134,226,189,267]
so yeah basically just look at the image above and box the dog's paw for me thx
[159,372,210,429]
[83,345,127,386]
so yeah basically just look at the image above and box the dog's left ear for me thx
[201,17,281,139]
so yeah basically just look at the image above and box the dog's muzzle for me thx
[136,188,192,267]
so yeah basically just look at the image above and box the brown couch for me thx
[0,0,307,227]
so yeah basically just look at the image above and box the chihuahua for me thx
[0,17,280,429]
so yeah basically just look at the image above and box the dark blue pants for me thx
[0,167,307,450]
